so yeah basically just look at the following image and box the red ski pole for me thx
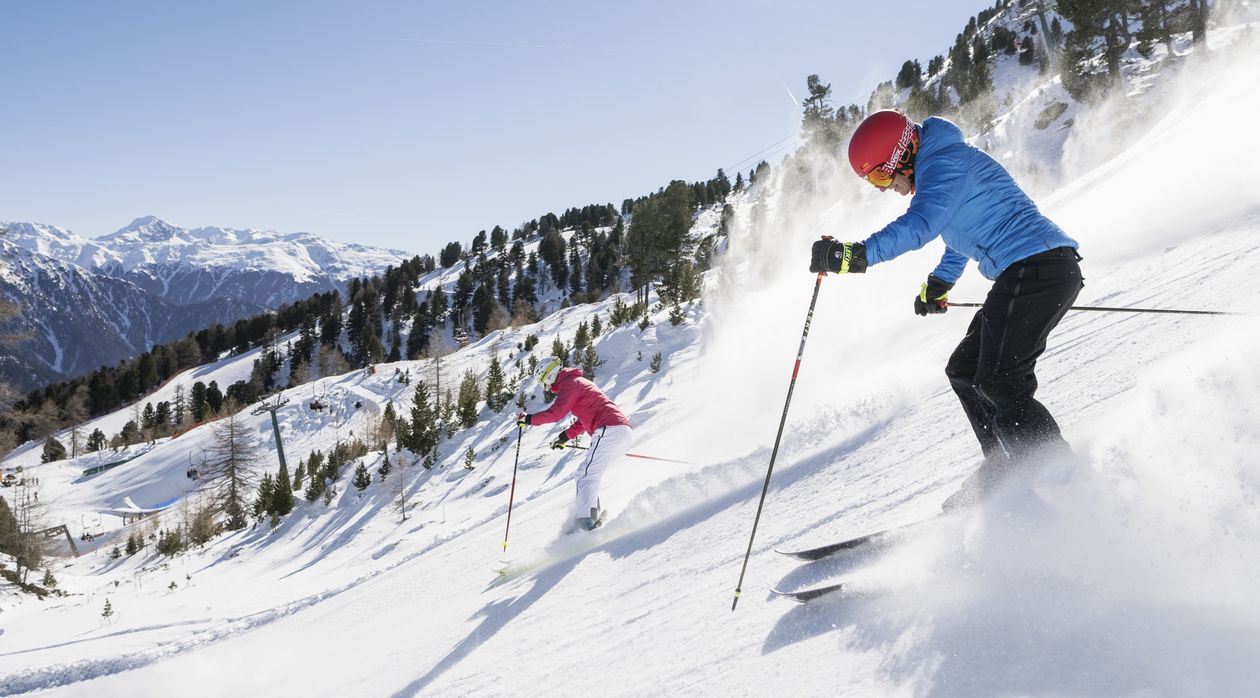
[731,260,828,612]
[563,443,690,465]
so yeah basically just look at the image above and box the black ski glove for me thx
[809,239,867,274]
[914,275,954,316]
[550,433,570,450]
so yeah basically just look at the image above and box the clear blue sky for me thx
[1,1,980,254]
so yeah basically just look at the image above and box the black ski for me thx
[775,516,938,562]
[770,581,846,603]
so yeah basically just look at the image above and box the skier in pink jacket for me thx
[518,357,632,531]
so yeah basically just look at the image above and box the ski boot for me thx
[573,506,607,532]
[941,452,1012,513]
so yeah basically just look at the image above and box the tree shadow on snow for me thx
[388,554,585,696]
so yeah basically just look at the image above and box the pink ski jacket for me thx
[529,367,632,440]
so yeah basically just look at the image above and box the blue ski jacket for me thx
[860,117,1077,282]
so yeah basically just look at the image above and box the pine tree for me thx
[568,247,583,297]
[352,463,371,492]
[293,460,306,491]
[580,345,600,379]
[550,337,570,364]
[272,460,294,515]
[457,370,481,429]
[1019,35,1036,65]
[41,437,67,463]
[303,472,325,502]
[626,181,696,302]
[87,428,106,452]
[407,381,439,459]
[381,402,398,449]
[254,472,275,519]
[669,301,686,326]
[1136,0,1174,58]
[485,356,509,412]
[102,598,114,620]
[539,230,568,289]
[377,451,392,481]
[801,74,843,149]
[156,528,184,555]
[463,446,475,470]
[895,60,921,91]
[205,381,224,414]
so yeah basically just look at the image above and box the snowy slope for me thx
[4,19,1260,698]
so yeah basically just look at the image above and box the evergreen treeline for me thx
[1,290,339,448]
[1,165,737,458]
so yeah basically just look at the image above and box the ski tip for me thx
[770,582,845,603]
[769,588,810,604]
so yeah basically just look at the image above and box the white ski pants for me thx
[574,425,632,517]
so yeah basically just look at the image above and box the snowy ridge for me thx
[0,241,262,391]
[4,12,1260,698]
[2,215,409,311]
[0,217,408,388]
[6,215,409,284]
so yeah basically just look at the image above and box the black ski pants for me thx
[944,247,1084,463]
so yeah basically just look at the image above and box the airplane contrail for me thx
[781,80,800,107]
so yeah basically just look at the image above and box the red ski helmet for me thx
[847,110,918,181]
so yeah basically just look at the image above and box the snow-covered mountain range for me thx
[0,217,409,390]
[0,243,262,393]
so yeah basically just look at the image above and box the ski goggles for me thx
[864,165,895,189]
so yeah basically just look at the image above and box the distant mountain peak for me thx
[107,216,184,242]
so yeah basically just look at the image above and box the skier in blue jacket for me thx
[810,110,1084,510]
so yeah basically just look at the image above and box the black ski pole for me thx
[947,302,1243,317]
[501,425,524,553]
[731,266,827,612]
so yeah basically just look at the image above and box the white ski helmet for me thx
[536,356,564,389]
